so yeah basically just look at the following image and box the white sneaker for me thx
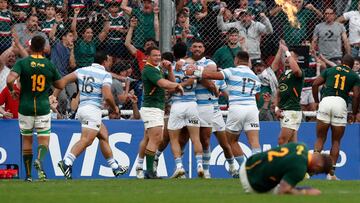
[204,169,211,179]
[136,167,144,179]
[326,174,340,180]
[304,173,311,180]
[179,174,187,179]
[197,164,204,178]
[170,167,185,178]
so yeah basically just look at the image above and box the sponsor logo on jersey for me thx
[279,84,288,92]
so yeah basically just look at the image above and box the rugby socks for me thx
[175,157,183,169]
[37,145,48,162]
[226,157,236,169]
[145,149,155,173]
[195,154,203,166]
[154,150,162,160]
[235,155,245,166]
[64,153,76,166]
[251,148,262,154]
[107,158,119,170]
[137,158,144,169]
[203,148,211,171]
[23,149,33,177]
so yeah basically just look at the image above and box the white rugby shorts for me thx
[18,113,51,136]
[167,102,200,130]
[198,105,214,128]
[317,96,347,126]
[77,105,102,131]
[212,108,226,132]
[300,88,315,105]
[140,107,164,129]
[280,110,302,131]
[226,105,260,133]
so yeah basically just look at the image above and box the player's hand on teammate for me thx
[175,84,184,95]
[161,60,172,71]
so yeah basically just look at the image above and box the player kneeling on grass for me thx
[53,51,128,179]
[239,142,332,195]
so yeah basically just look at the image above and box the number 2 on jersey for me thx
[267,147,289,162]
[31,74,45,92]
[334,74,346,90]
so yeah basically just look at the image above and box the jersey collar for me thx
[91,63,106,71]
[30,54,45,59]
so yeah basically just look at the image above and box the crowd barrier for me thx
[0,120,359,179]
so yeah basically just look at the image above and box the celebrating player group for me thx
[6,35,360,195]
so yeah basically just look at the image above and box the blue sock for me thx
[235,156,244,166]
[226,157,235,165]
[175,157,183,168]
[203,149,211,170]
[195,154,203,165]
[252,148,261,154]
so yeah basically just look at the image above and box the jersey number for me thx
[334,74,346,90]
[267,147,289,162]
[242,78,256,96]
[81,76,95,93]
[31,74,45,92]
[296,145,305,155]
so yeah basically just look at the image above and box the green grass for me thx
[0,179,360,203]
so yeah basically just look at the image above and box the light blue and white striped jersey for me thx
[172,64,197,103]
[213,80,227,110]
[221,65,261,105]
[194,57,217,106]
[75,63,112,108]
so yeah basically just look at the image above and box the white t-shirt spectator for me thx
[0,66,10,91]
[343,11,360,45]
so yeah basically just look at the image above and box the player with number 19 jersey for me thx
[221,65,261,132]
[12,55,61,116]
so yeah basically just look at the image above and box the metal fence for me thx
[0,0,358,119]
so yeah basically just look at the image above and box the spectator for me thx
[0,0,14,54]
[177,0,208,30]
[0,79,19,119]
[104,1,129,63]
[217,8,273,59]
[110,61,132,108]
[13,15,51,54]
[72,8,110,68]
[251,0,267,21]
[121,0,159,48]
[337,1,360,57]
[212,27,244,69]
[68,0,88,22]
[127,90,140,120]
[312,7,351,62]
[48,11,66,41]
[10,0,32,22]
[258,92,276,121]
[124,16,157,108]
[50,29,77,117]
[40,4,57,36]
[0,55,10,90]
[270,0,323,46]
[173,9,201,47]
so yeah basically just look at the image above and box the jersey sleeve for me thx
[282,165,307,187]
[144,68,163,85]
[221,68,232,80]
[103,73,113,87]
[343,11,355,20]
[11,60,22,75]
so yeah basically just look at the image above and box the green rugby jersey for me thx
[246,142,309,193]
[142,63,165,110]
[11,55,61,116]
[0,9,13,36]
[41,18,55,35]
[278,69,304,111]
[321,65,360,102]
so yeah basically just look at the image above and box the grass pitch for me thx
[0,179,359,203]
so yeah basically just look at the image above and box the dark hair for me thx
[27,15,38,21]
[342,54,354,68]
[144,38,158,47]
[80,24,93,35]
[177,10,188,19]
[162,52,175,62]
[173,42,187,59]
[191,38,205,46]
[236,51,250,62]
[227,27,239,35]
[321,154,333,174]
[56,28,72,40]
[354,57,360,62]
[113,60,132,74]
[94,50,109,64]
[30,35,46,52]
[145,46,160,56]
[45,3,56,9]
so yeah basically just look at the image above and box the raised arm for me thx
[305,4,323,19]
[259,13,273,34]
[49,13,63,41]
[281,42,302,77]
[217,8,238,31]
[53,72,78,97]
[71,8,80,40]
[98,16,110,42]
[120,0,133,16]
[125,17,138,56]
[153,4,160,42]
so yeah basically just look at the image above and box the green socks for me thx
[145,149,155,173]
[23,149,33,177]
[37,145,48,161]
